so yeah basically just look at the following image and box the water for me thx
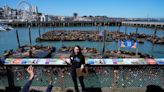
[0,26,164,58]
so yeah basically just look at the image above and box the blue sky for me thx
[0,0,164,18]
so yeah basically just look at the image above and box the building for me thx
[40,14,48,22]
[0,8,3,19]
[3,5,12,19]
[73,16,92,21]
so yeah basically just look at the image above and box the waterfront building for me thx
[40,14,48,22]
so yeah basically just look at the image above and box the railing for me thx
[0,65,163,89]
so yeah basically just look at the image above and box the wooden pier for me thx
[122,21,164,29]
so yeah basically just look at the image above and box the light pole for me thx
[28,23,32,57]
[102,24,108,57]
[15,24,21,48]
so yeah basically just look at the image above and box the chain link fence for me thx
[0,66,163,89]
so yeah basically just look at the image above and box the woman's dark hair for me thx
[72,45,83,55]
[66,89,74,92]
[0,89,5,92]
[30,89,42,92]
[146,85,164,92]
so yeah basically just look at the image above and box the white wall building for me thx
[74,16,92,21]
[40,14,48,22]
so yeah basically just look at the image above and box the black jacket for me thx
[69,54,85,70]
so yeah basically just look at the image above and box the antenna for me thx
[147,13,149,22]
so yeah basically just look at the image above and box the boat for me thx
[0,24,13,31]
[0,26,6,31]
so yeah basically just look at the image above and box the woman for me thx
[65,45,86,92]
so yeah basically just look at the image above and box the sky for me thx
[0,0,164,18]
